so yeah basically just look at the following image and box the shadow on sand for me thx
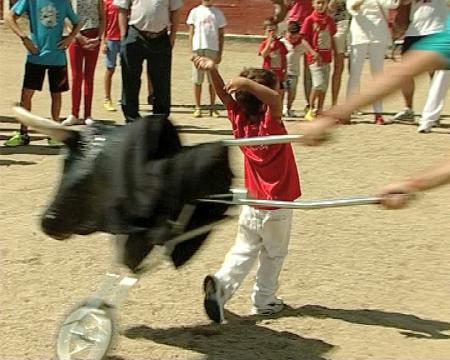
[123,309,334,360]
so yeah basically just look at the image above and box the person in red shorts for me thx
[191,55,301,323]
[258,18,288,101]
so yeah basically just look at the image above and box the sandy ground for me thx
[1,24,450,360]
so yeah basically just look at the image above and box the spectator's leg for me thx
[347,43,367,102]
[419,70,450,129]
[83,41,100,119]
[368,42,386,115]
[68,41,83,118]
[120,26,145,122]
[147,34,172,116]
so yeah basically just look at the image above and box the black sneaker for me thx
[203,275,225,323]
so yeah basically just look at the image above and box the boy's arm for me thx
[259,38,272,58]
[117,7,129,40]
[5,10,38,54]
[192,56,234,107]
[226,77,282,120]
[188,25,194,51]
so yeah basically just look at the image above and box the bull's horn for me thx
[13,106,78,142]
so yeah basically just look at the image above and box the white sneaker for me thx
[251,298,284,315]
[417,122,432,133]
[203,275,225,323]
[288,109,297,117]
[392,108,415,122]
[84,117,95,126]
[62,115,83,126]
[283,105,289,117]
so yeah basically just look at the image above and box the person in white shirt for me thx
[392,0,448,122]
[114,0,183,121]
[347,0,400,125]
[187,0,226,118]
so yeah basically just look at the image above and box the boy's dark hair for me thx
[263,17,277,29]
[236,68,278,116]
[287,21,301,34]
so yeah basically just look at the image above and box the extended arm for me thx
[169,7,182,47]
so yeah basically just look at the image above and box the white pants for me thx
[215,205,293,308]
[347,42,387,114]
[419,70,450,126]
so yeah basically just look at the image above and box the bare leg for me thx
[400,77,414,109]
[332,53,344,106]
[194,84,202,108]
[20,88,34,133]
[104,67,115,101]
[209,83,216,108]
[51,92,62,122]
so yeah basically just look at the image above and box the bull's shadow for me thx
[0,159,36,166]
[245,304,450,340]
[0,145,62,155]
[123,310,334,360]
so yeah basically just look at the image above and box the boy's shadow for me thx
[123,309,334,360]
[251,304,450,340]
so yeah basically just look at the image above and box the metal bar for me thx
[199,196,381,210]
[221,134,302,147]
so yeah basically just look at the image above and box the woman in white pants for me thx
[417,70,450,133]
[347,0,399,124]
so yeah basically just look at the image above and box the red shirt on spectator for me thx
[258,38,288,81]
[105,0,120,41]
[300,11,336,65]
[227,102,301,203]
[287,0,313,26]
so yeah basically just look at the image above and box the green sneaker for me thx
[47,138,63,147]
[4,132,30,147]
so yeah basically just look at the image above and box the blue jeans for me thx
[120,26,172,121]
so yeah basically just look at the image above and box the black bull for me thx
[40,115,233,272]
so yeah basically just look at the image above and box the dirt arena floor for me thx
[2,24,450,360]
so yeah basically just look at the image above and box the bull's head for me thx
[13,107,233,270]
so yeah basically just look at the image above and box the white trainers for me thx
[251,298,284,315]
[203,275,225,323]
[62,115,84,126]
[417,122,432,133]
[392,108,415,122]
[84,117,95,126]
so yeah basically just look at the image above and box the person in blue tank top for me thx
[5,0,81,147]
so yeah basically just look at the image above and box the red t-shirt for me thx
[227,102,301,203]
[300,11,336,65]
[287,0,313,25]
[104,0,120,41]
[258,38,288,81]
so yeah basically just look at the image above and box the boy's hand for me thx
[378,181,417,209]
[225,77,248,94]
[102,43,108,55]
[191,55,215,70]
[58,35,75,49]
[22,37,39,55]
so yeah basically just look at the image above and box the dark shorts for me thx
[23,62,69,93]
[402,35,427,54]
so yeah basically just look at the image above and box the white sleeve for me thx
[346,0,359,16]
[186,9,195,25]
[113,0,130,9]
[170,0,183,11]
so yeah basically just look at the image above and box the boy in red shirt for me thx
[192,55,301,323]
[300,0,336,120]
[258,18,288,100]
